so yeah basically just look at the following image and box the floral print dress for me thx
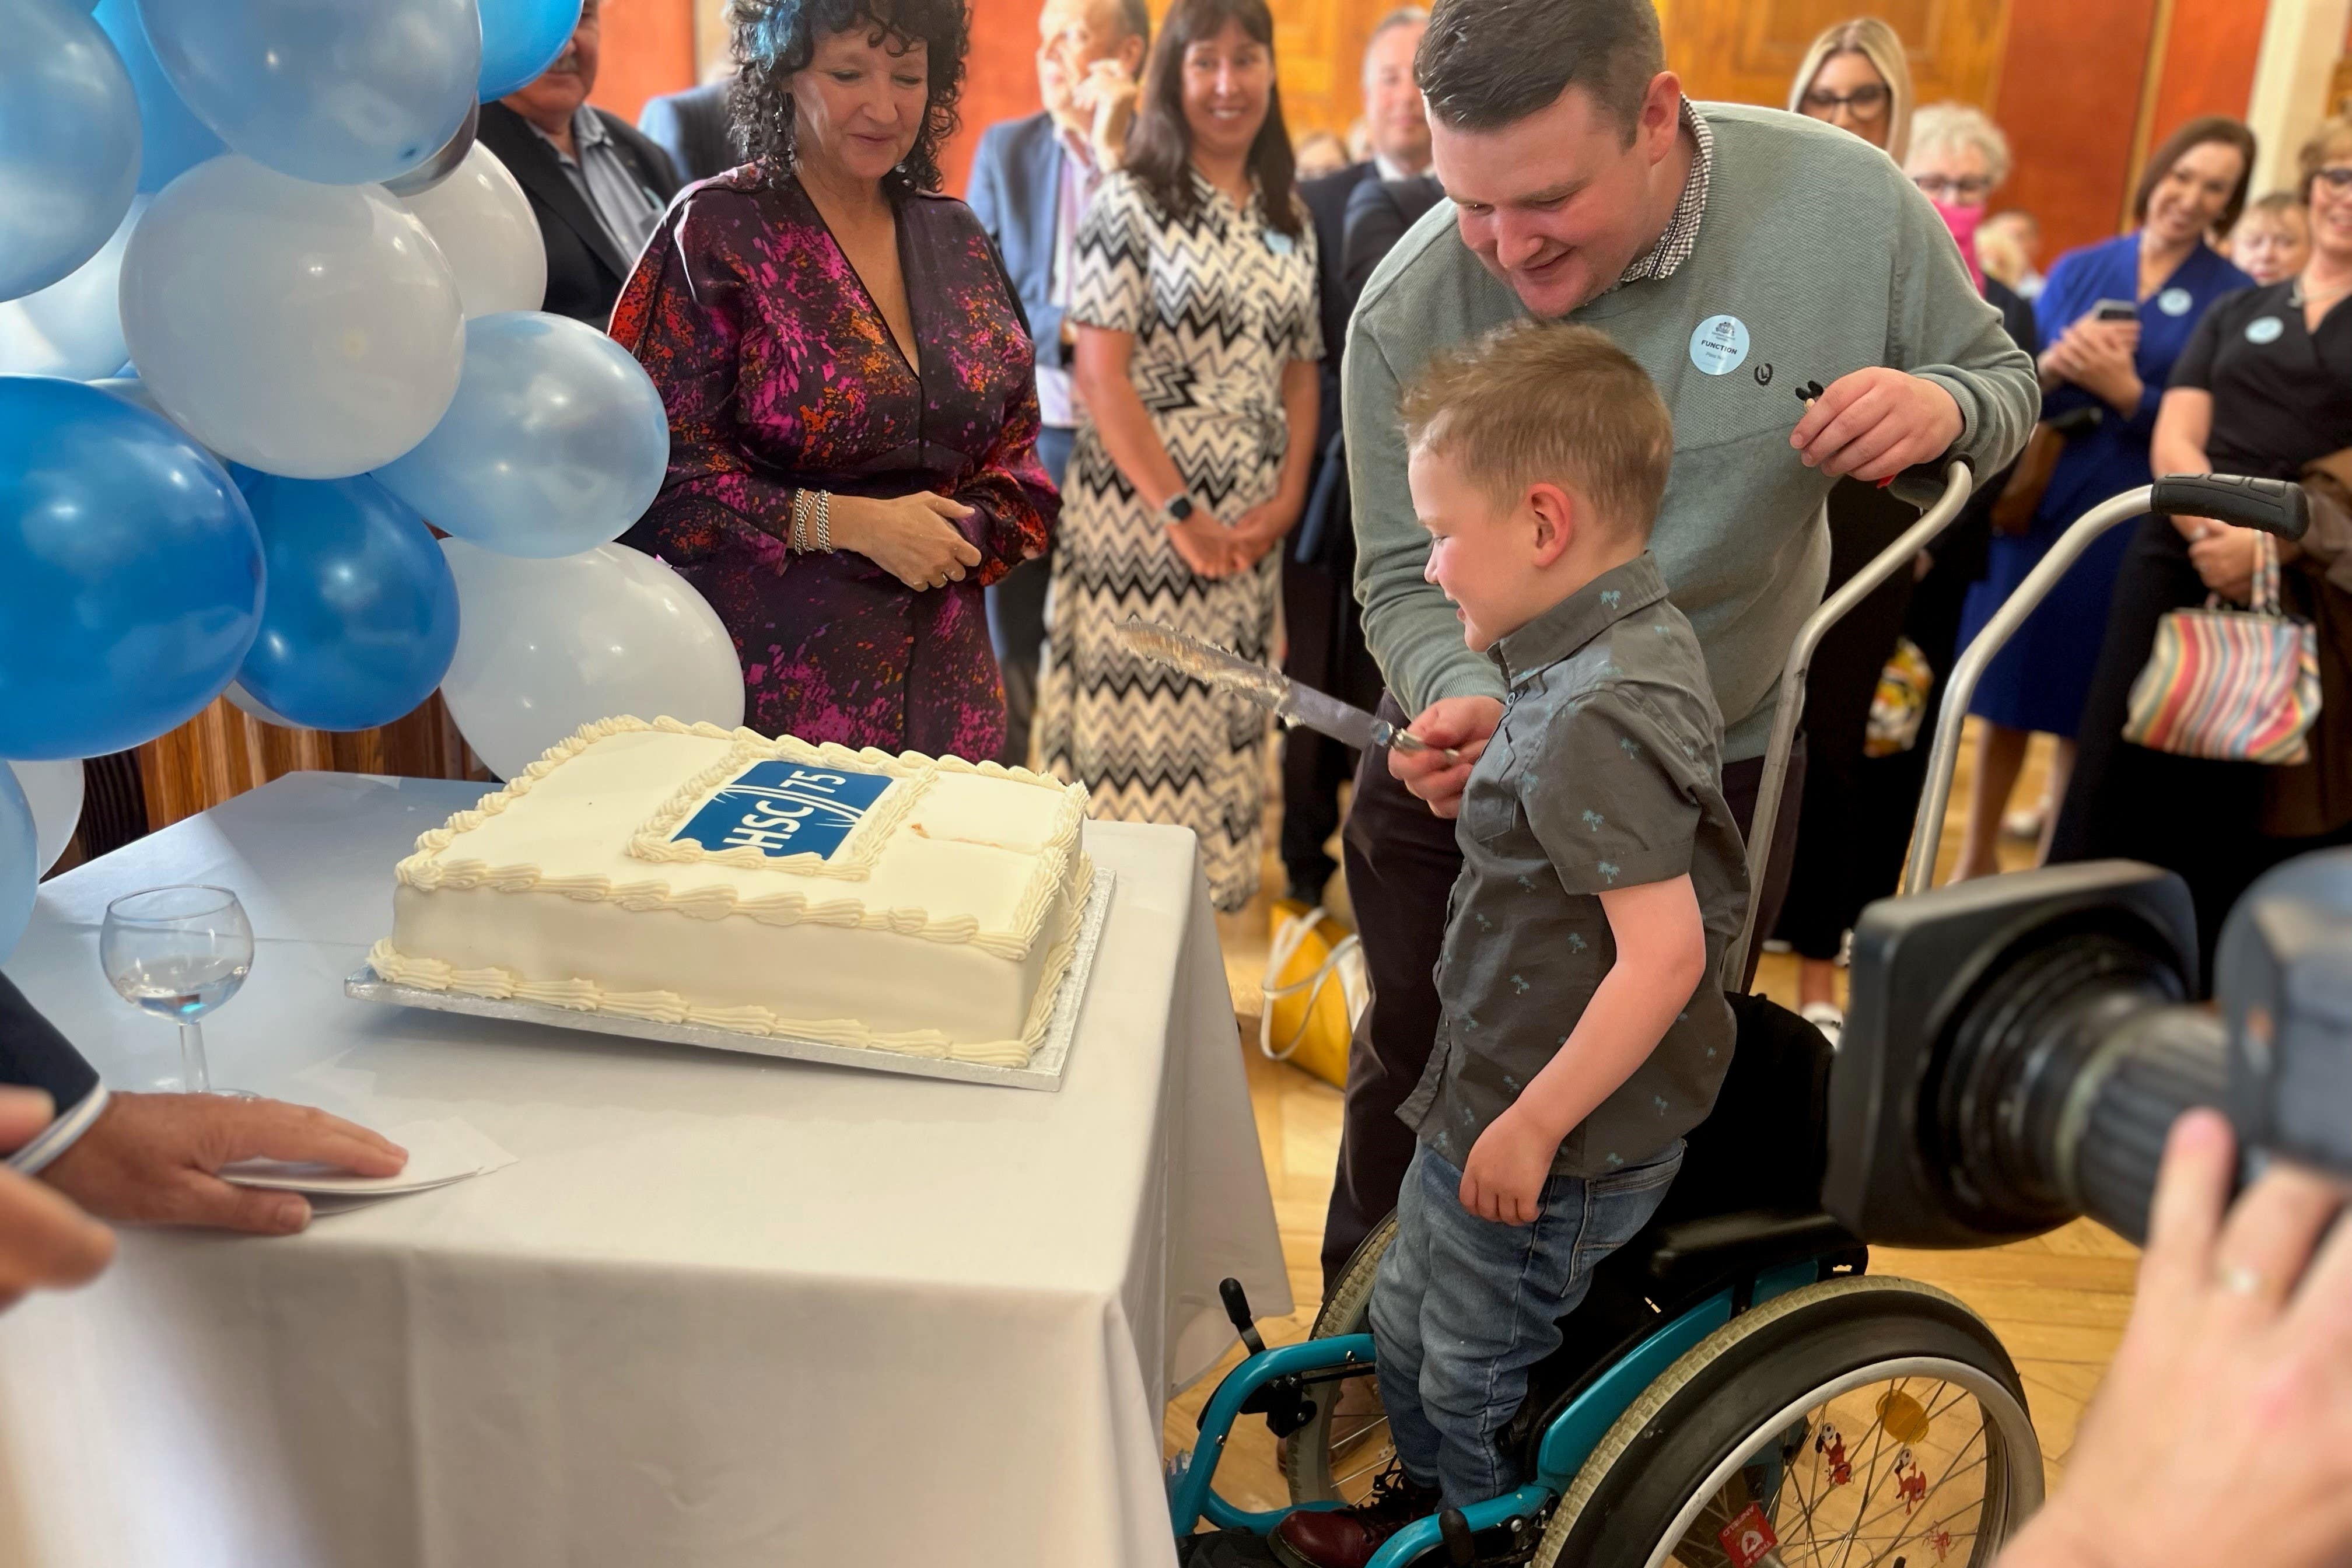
[612,168,1058,760]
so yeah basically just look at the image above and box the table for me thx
[0,774,1289,1567]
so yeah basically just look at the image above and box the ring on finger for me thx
[2216,1261,2266,1296]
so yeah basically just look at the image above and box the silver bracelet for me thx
[789,488,811,552]
[813,490,832,553]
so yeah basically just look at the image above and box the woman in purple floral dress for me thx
[612,0,1056,760]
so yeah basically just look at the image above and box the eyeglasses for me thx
[2313,166,2352,190]
[1914,174,1996,202]
[1801,84,1889,120]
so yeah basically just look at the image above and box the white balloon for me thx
[0,197,144,379]
[8,760,85,877]
[120,155,464,480]
[438,540,745,780]
[400,144,547,319]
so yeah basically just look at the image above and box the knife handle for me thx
[1377,724,1460,764]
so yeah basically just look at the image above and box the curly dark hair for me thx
[729,0,968,192]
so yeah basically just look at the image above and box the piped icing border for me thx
[368,859,1096,1068]
[393,717,1091,963]
[626,735,935,880]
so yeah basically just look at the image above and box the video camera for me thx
[1828,849,2352,1247]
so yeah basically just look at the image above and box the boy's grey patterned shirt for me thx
[1398,552,1752,1178]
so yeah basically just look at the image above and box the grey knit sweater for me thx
[1346,102,2039,761]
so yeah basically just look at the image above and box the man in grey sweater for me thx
[1321,0,2036,1296]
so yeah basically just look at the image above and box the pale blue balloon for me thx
[0,0,141,302]
[376,311,670,559]
[135,0,481,186]
[92,0,222,192]
[478,0,579,99]
[0,766,33,964]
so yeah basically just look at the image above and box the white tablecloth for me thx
[0,772,1288,1567]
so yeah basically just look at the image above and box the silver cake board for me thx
[344,872,1115,1093]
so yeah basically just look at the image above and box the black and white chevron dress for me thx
[1037,169,1321,911]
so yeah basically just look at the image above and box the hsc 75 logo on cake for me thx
[671,762,896,860]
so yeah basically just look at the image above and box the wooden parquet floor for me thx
[1173,727,2134,1517]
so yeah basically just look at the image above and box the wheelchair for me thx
[1170,463,2047,1567]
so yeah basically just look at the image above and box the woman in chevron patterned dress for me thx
[1035,0,1322,911]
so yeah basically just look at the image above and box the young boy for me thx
[1274,323,1751,1568]
[2230,191,2311,288]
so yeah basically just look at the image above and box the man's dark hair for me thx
[1415,0,1664,145]
[729,0,968,192]
[1114,0,1151,54]
[1122,0,1304,240]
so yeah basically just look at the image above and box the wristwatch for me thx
[1160,494,1197,527]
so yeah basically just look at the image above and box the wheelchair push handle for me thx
[2150,474,2308,541]
[1220,1276,1268,1356]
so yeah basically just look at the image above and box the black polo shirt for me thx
[2171,281,2352,477]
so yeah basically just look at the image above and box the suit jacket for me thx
[0,972,105,1174]
[965,111,1078,397]
[1343,173,1443,301]
[478,101,684,327]
[637,80,738,186]
[1298,162,1374,454]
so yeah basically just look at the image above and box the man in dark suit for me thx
[637,76,738,186]
[965,0,1150,769]
[478,0,682,327]
[1340,171,1444,300]
[0,974,407,1257]
[1280,7,1432,909]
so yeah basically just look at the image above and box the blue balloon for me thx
[135,0,481,186]
[0,0,141,301]
[0,768,32,964]
[479,0,580,99]
[376,311,670,559]
[236,477,461,732]
[92,0,221,192]
[0,377,262,761]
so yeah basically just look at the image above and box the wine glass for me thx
[100,886,255,1097]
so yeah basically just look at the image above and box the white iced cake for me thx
[368,717,1095,1066]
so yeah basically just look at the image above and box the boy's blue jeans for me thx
[1369,1139,1683,1508]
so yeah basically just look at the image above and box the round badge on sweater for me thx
[2246,315,2285,345]
[2157,288,2193,317]
[1689,314,1751,376]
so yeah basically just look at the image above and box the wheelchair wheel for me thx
[1537,1276,2041,1568]
[1279,1213,1397,1505]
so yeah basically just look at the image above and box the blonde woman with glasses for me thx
[1788,18,1912,164]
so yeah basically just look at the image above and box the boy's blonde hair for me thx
[1398,321,1674,539]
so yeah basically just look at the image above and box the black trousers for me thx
[1279,548,1378,899]
[2052,517,2352,987]
[985,425,1072,768]
[1319,694,1807,1289]
[1773,481,1916,962]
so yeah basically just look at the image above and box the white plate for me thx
[219,1118,513,1196]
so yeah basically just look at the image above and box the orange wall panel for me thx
[2147,0,2269,184]
[591,0,699,129]
[950,0,1050,194]
[1994,0,2161,260]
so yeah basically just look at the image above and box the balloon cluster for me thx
[1,0,749,959]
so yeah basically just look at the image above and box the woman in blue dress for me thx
[1948,116,2255,878]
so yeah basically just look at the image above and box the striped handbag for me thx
[2123,531,2320,765]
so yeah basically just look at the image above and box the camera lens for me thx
[1927,912,2214,1245]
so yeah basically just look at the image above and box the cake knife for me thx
[1117,617,1457,759]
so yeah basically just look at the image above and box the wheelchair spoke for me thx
[1831,1380,1903,1568]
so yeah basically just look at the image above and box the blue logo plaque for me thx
[671,761,895,860]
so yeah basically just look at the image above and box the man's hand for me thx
[42,1094,407,1237]
[0,1088,114,1312]
[1791,368,1964,482]
[1997,1110,2352,1568]
[1388,695,1503,818]
[1458,1108,1558,1226]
